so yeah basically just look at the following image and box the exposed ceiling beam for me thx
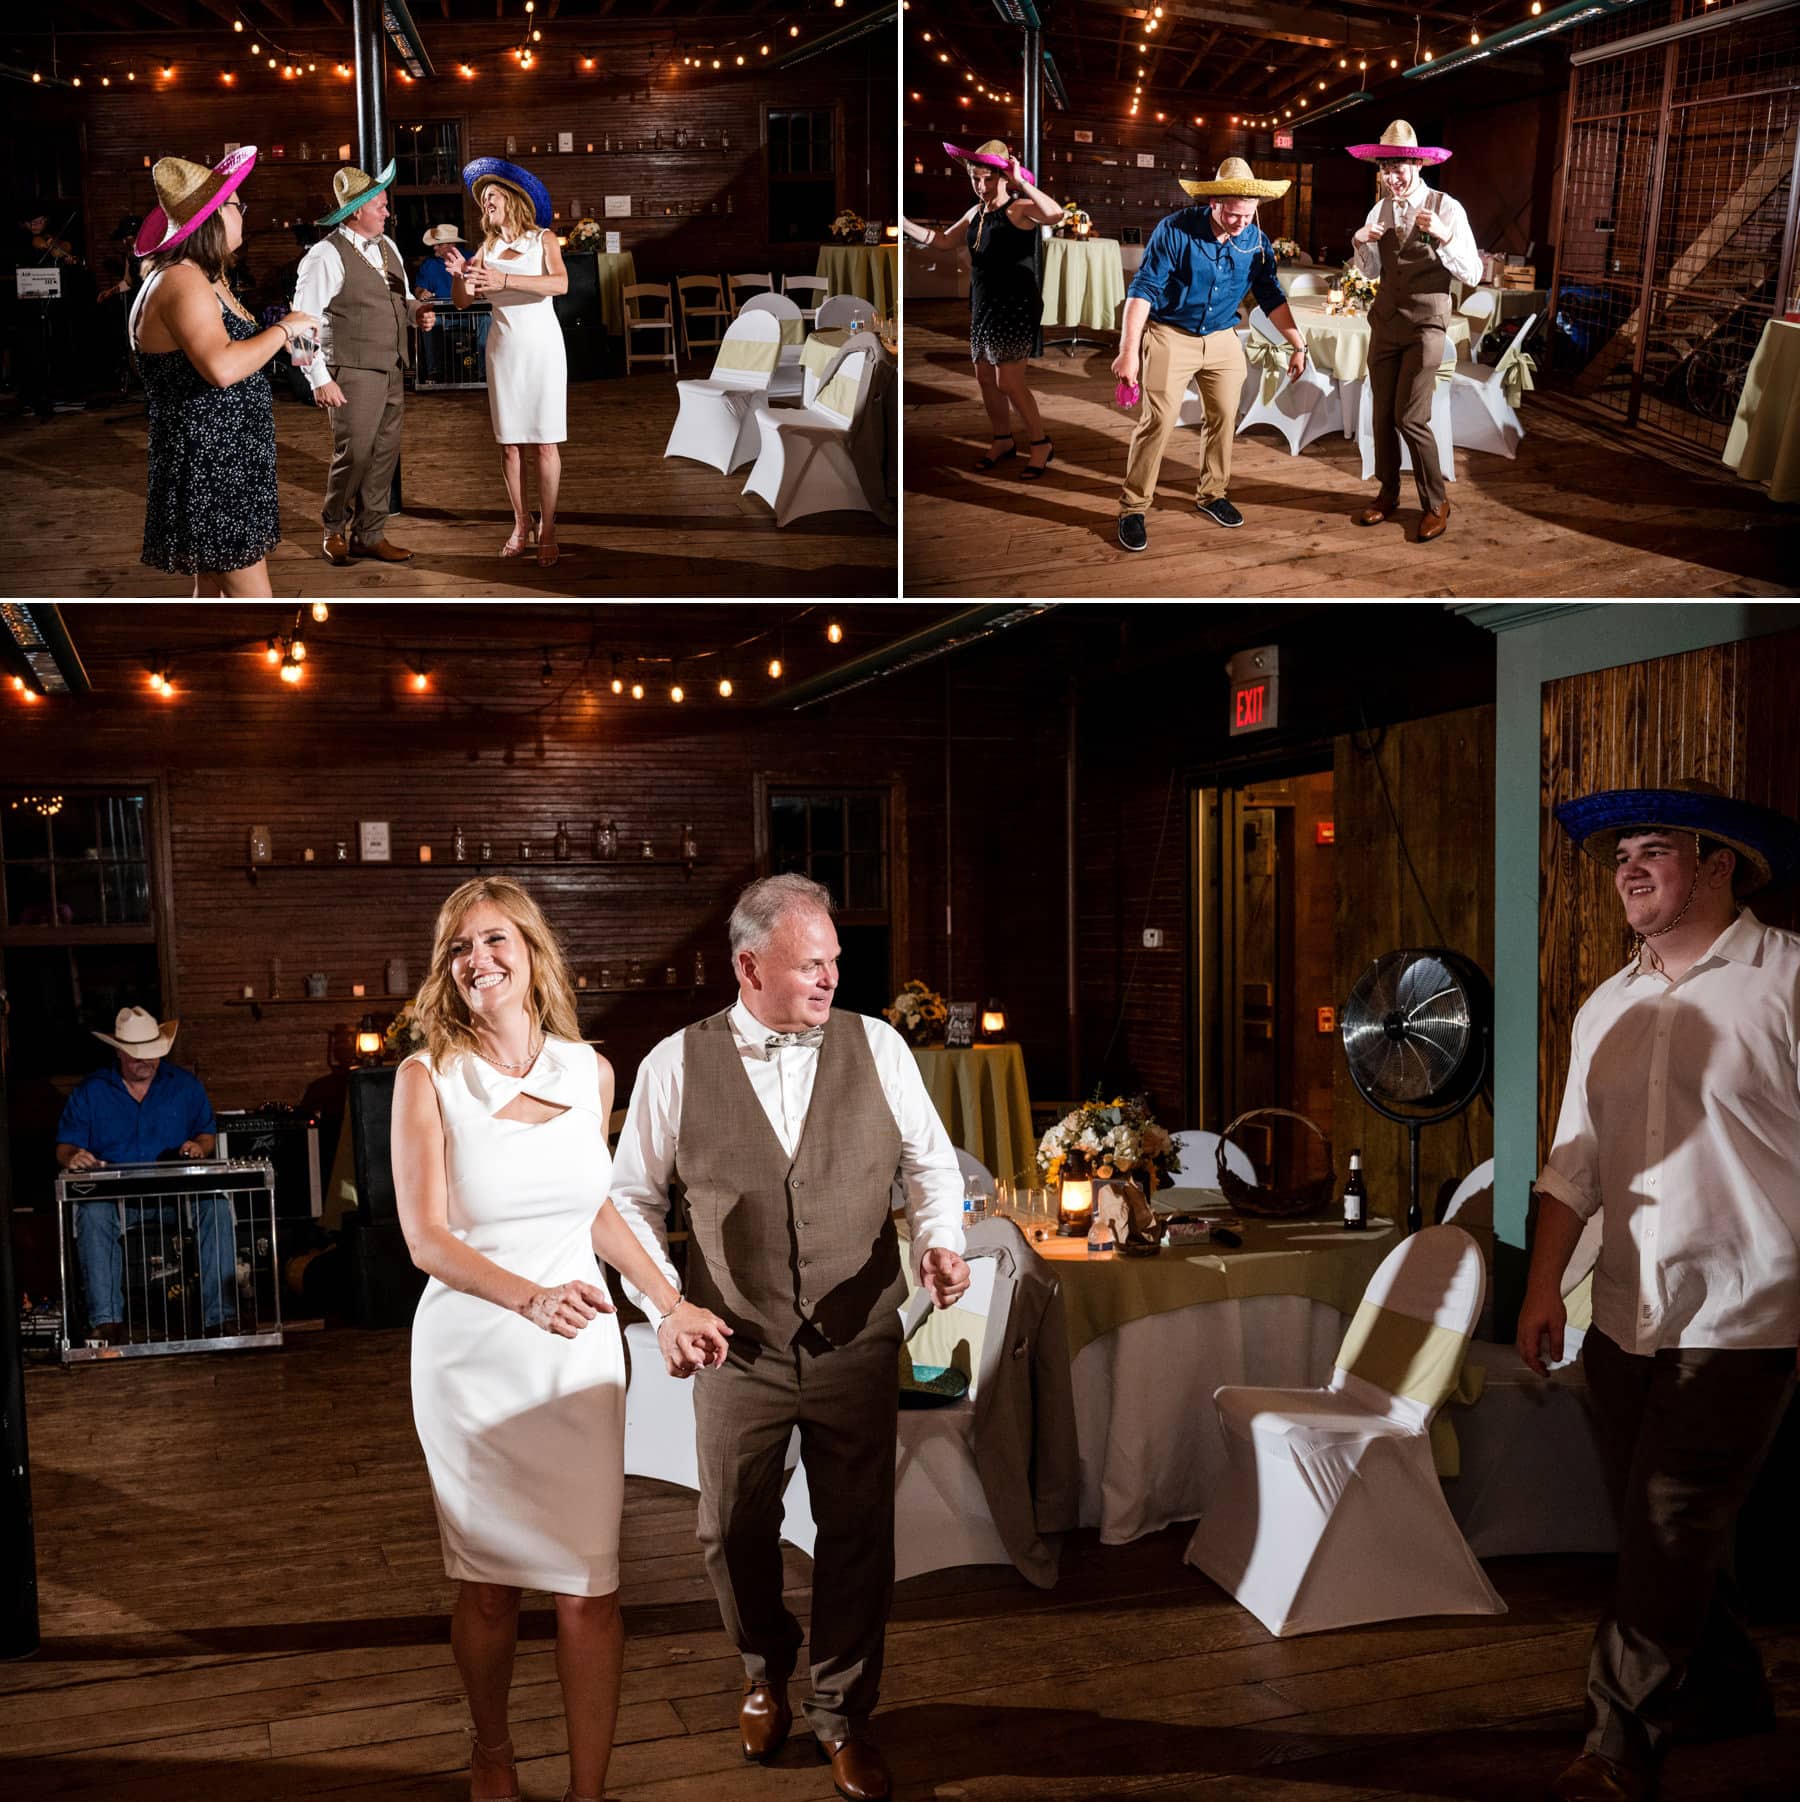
[1083,2,1338,52]
[1177,27,1224,86]
[129,0,195,28]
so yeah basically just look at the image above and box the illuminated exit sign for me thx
[1274,129,1294,150]
[1226,645,1279,736]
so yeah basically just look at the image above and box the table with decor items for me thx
[909,1043,1036,1181]
[816,243,897,315]
[1724,316,1800,503]
[1040,236,1127,343]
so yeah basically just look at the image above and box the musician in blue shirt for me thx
[55,1008,234,1343]
[1113,159,1309,553]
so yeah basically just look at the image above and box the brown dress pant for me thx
[1579,1326,1795,1777]
[1367,311,1448,513]
[693,1315,901,1741]
[322,360,405,544]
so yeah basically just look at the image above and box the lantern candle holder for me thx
[1058,1176,1095,1236]
[355,1014,384,1061]
[980,998,1007,1039]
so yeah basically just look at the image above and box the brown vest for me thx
[1369,187,1455,330]
[326,230,410,373]
[674,1008,905,1349]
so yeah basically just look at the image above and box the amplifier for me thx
[216,1110,322,1219]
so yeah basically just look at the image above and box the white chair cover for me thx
[742,331,882,526]
[1355,354,1457,485]
[1448,311,1538,460]
[738,290,806,397]
[816,292,875,332]
[954,1147,996,1193]
[1283,270,1331,297]
[661,310,782,475]
[1237,306,1340,455]
[1184,1224,1505,1636]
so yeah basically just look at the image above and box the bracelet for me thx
[653,1295,682,1329]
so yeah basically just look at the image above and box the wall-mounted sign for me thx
[1136,152,1155,168]
[604,195,631,217]
[1226,644,1279,736]
[1274,129,1294,150]
[1074,129,1094,143]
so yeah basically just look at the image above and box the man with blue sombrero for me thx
[291,158,436,565]
[1520,777,1800,1802]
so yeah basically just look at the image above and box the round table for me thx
[1284,297,1470,440]
[909,1043,1035,1181]
[816,244,897,316]
[583,250,638,335]
[1040,236,1126,334]
[1724,316,1800,503]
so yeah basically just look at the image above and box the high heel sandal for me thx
[500,517,535,558]
[467,1730,521,1802]
[1020,436,1055,480]
[973,434,1016,471]
[536,523,559,568]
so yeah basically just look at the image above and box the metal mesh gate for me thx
[1553,0,1800,451]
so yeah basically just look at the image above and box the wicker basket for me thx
[1215,1108,1335,1218]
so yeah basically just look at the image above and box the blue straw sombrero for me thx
[1554,778,1800,893]
[462,157,553,228]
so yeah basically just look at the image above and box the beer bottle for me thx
[1342,1150,1367,1232]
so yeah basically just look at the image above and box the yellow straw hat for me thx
[1179,157,1291,200]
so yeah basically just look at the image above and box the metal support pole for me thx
[1023,26,1044,360]
[0,1066,41,1660]
[352,0,389,177]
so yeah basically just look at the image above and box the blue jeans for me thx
[73,1196,236,1329]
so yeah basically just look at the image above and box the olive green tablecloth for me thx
[816,244,897,315]
[1040,237,1126,333]
[1724,317,1800,503]
[910,1043,1035,1181]
[1286,297,1469,383]
[587,251,638,335]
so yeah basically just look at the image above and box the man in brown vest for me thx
[291,159,433,565]
[1346,121,1484,543]
[610,874,970,1802]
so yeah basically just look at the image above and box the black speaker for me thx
[216,1108,321,1220]
[555,251,606,381]
[348,1067,400,1229]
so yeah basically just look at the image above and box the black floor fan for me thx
[1339,948,1492,1234]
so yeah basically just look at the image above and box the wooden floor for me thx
[901,302,1799,600]
[7,1330,1799,1801]
[0,374,892,599]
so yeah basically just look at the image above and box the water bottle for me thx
[963,1174,988,1226]
[1087,1214,1116,1256]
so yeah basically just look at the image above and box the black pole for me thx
[1023,25,1043,360]
[0,1058,41,1659]
[351,0,389,176]
[1407,1120,1423,1236]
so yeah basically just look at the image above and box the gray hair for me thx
[729,872,836,958]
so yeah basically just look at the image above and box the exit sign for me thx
[1226,645,1279,736]
[1274,129,1294,150]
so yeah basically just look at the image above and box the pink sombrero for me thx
[943,139,1036,186]
[1347,119,1451,165]
[134,145,258,258]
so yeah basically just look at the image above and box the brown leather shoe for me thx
[738,1681,791,1763]
[322,532,351,566]
[1546,1751,1651,1802]
[350,537,414,563]
[1354,493,1400,527]
[816,1732,890,1802]
[1418,500,1452,542]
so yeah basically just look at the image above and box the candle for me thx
[418,844,433,863]
[241,984,254,999]
[352,982,366,998]
[302,847,315,862]
[576,975,588,990]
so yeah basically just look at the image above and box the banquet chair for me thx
[1283,270,1332,297]
[1448,311,1539,461]
[1355,356,1456,484]
[1457,286,1499,341]
[737,292,807,401]
[727,271,774,311]
[1184,1223,1505,1636]
[742,332,880,527]
[662,310,782,475]
[782,273,830,326]
[816,292,874,333]
[1237,306,1340,454]
[955,1148,996,1192]
[621,282,677,375]
[675,275,730,363]
[1169,1129,1256,1189]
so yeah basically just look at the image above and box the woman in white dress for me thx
[449,158,569,567]
[392,876,731,1802]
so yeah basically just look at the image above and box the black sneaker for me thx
[1117,512,1148,552]
[1197,496,1244,528]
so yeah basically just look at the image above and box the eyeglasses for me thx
[221,198,248,217]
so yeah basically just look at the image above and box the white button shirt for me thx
[1352,182,1484,289]
[290,227,423,391]
[607,999,966,1316]
[1537,910,1800,1352]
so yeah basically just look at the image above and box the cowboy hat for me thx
[92,1006,179,1059]
[1347,119,1452,165]
[942,140,1037,186]
[133,146,258,259]
[462,156,554,228]
[1179,157,1291,201]
[315,157,397,229]
[1554,777,1800,894]
[421,223,465,247]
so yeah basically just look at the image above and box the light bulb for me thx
[670,683,685,703]
[718,677,734,697]
[610,677,624,695]
[311,602,329,622]
[768,657,783,678]
[630,681,645,700]
[413,670,428,691]
[265,639,279,664]
[291,636,307,662]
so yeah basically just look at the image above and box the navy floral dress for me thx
[137,290,281,575]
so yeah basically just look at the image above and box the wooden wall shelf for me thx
[240,858,698,883]
[228,986,703,1020]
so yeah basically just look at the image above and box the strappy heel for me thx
[467,1730,521,1802]
[536,523,559,568]
[973,434,1016,470]
[1020,436,1055,480]
[500,517,535,558]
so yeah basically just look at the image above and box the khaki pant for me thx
[1121,320,1247,514]
[322,360,405,544]
[1368,311,1448,513]
[693,1316,901,1741]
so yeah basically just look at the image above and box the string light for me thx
[718,676,734,697]
[826,621,843,644]
[310,602,329,623]
[265,637,280,664]
[768,656,783,679]
[630,680,645,700]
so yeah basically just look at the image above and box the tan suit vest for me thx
[327,232,411,373]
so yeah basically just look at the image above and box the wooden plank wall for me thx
[1332,705,1497,1225]
[1537,627,1800,1168]
[16,24,894,289]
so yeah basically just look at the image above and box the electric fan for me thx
[1339,948,1492,1234]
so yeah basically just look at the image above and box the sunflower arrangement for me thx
[830,208,867,241]
[1334,263,1380,314]
[566,217,608,253]
[383,1000,427,1061]
[1060,199,1093,238]
[883,978,948,1046]
[1270,236,1302,262]
[1038,1094,1181,1192]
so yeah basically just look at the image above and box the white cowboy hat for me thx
[92,1006,179,1059]
[422,222,464,247]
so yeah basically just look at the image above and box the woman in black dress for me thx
[127,147,316,595]
[902,140,1063,477]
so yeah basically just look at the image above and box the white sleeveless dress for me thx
[407,1036,624,1595]
[483,228,568,444]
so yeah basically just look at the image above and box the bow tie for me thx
[764,1027,825,1051]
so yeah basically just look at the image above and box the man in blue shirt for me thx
[415,222,489,385]
[1113,159,1309,552]
[56,1007,234,1344]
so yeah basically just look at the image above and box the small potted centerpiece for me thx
[883,978,948,1047]
[1039,1094,1181,1253]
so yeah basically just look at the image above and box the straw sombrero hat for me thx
[316,158,397,229]
[1347,120,1452,165]
[92,1006,180,1060]
[1179,157,1291,200]
[462,157,554,228]
[421,223,465,247]
[133,146,258,258]
[942,139,1036,186]
[1554,777,1800,895]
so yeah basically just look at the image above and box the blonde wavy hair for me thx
[476,179,538,253]
[412,877,580,1067]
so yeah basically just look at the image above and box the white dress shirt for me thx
[1537,909,1800,1353]
[290,227,424,390]
[1352,182,1484,289]
[607,999,967,1316]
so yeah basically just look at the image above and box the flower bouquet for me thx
[1059,199,1093,239]
[1328,264,1380,315]
[883,978,948,1046]
[1039,1094,1181,1253]
[383,1000,427,1061]
[1270,236,1301,262]
[566,217,607,254]
[830,208,867,241]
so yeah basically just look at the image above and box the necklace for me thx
[477,1033,543,1075]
